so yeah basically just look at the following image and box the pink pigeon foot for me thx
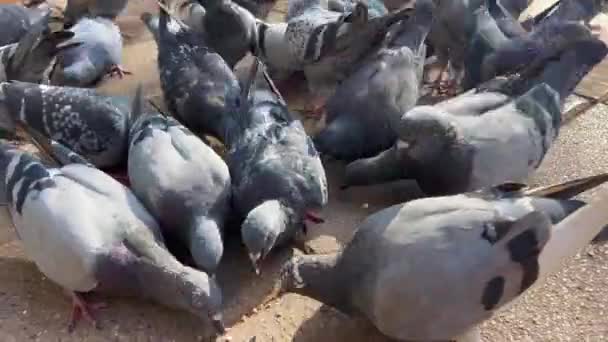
[67,292,106,333]
[107,64,132,79]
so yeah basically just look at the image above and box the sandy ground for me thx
[1,0,608,341]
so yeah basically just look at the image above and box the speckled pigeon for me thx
[343,32,608,195]
[0,144,225,334]
[127,86,232,274]
[0,12,79,84]
[49,17,129,87]
[142,5,241,143]
[283,0,413,117]
[281,174,608,341]
[314,0,434,161]
[227,59,327,273]
[0,81,131,168]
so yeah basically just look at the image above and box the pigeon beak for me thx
[248,252,262,275]
[209,312,227,335]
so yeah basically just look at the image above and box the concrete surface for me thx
[1,0,608,341]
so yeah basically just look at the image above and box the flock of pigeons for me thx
[0,0,607,340]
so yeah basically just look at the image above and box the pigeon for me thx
[139,2,207,42]
[0,4,48,46]
[0,144,225,334]
[142,5,241,143]
[464,0,605,90]
[486,0,528,39]
[314,0,434,161]
[426,0,484,93]
[280,174,608,341]
[0,81,131,168]
[534,0,603,27]
[127,86,232,274]
[49,17,130,87]
[284,0,413,117]
[63,0,129,25]
[343,32,608,195]
[199,0,259,68]
[0,12,79,84]
[227,59,328,273]
[326,0,388,18]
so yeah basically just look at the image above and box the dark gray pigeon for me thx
[426,0,484,92]
[284,0,413,116]
[0,4,48,46]
[464,0,604,90]
[0,12,78,84]
[487,0,528,38]
[343,33,608,195]
[142,6,241,143]
[534,0,603,27]
[64,0,129,25]
[0,81,131,168]
[49,17,129,87]
[314,0,434,161]
[0,144,225,334]
[127,86,232,274]
[227,59,327,274]
[281,174,608,341]
[199,0,259,68]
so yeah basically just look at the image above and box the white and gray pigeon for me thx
[0,144,225,334]
[63,0,129,25]
[142,6,241,143]
[0,3,49,46]
[0,81,131,168]
[283,0,413,116]
[0,12,79,84]
[314,0,434,161]
[280,174,608,341]
[343,31,608,195]
[127,86,232,274]
[49,17,129,87]
[227,59,328,273]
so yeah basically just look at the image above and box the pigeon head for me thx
[189,217,224,275]
[397,107,460,162]
[176,265,226,334]
[241,200,295,274]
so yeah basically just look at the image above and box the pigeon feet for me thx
[301,96,327,119]
[304,211,325,224]
[68,292,106,333]
[107,64,132,79]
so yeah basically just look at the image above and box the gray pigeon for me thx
[0,12,79,84]
[534,0,603,27]
[464,0,604,90]
[0,4,48,46]
[314,0,434,161]
[0,81,131,168]
[343,33,608,195]
[426,0,484,93]
[326,0,387,17]
[142,6,241,143]
[50,17,129,87]
[128,87,232,274]
[284,0,413,116]
[0,144,225,334]
[487,0,528,38]
[199,0,259,68]
[280,174,608,341]
[64,0,129,25]
[227,59,328,273]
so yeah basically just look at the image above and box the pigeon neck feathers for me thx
[280,254,355,313]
